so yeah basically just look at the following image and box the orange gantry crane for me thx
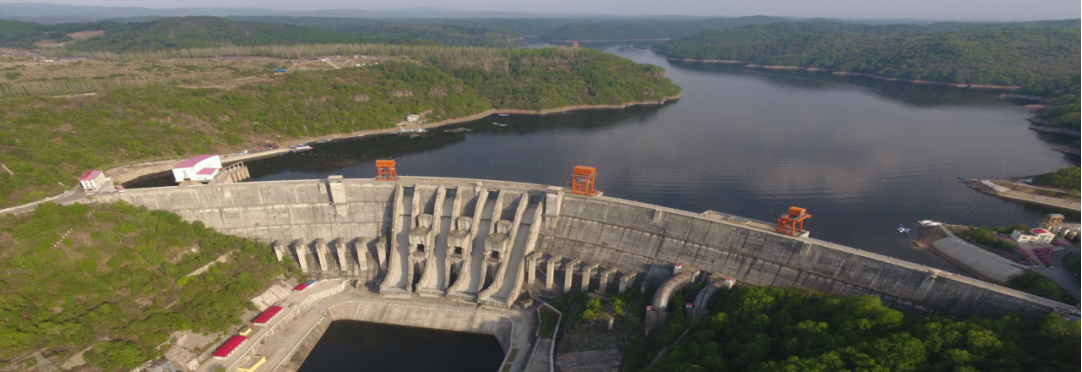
[375,160,397,181]
[772,207,811,236]
[570,166,599,196]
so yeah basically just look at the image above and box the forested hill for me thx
[231,17,527,48]
[0,202,292,371]
[539,16,789,41]
[0,17,426,52]
[63,17,426,52]
[0,47,680,207]
[655,20,1081,89]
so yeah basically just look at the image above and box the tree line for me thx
[655,20,1080,91]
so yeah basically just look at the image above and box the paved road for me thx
[1037,246,1081,303]
[0,188,85,216]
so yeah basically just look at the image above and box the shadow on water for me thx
[297,320,505,372]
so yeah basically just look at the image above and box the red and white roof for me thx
[211,335,247,359]
[79,170,102,181]
[173,155,216,169]
[253,306,284,325]
[1032,228,1051,235]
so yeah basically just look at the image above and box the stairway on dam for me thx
[97,176,1076,317]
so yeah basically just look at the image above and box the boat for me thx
[492,122,508,127]
[317,140,330,144]
[896,225,911,234]
[290,145,313,153]
[917,220,943,227]
[497,113,510,117]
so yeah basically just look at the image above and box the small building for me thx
[292,279,317,292]
[252,306,284,326]
[172,155,222,183]
[273,69,287,75]
[238,355,267,372]
[1011,228,1055,245]
[238,325,252,336]
[211,335,247,360]
[406,114,421,122]
[79,170,108,192]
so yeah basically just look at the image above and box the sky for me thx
[2,0,1079,21]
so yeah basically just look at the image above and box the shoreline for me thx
[109,93,682,186]
[667,58,1022,90]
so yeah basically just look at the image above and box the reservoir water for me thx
[297,320,505,372]
[131,46,1077,270]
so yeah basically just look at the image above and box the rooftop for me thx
[79,170,102,181]
[252,306,283,325]
[1032,228,1051,235]
[211,335,247,359]
[196,167,219,176]
[173,154,216,169]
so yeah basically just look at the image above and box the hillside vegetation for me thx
[0,17,425,52]
[656,20,1080,89]
[540,16,788,41]
[1032,167,1081,191]
[233,16,527,48]
[0,46,680,207]
[0,202,291,370]
[641,286,1079,371]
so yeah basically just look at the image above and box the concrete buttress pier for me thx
[97,176,1073,316]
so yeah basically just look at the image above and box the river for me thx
[130,45,1077,270]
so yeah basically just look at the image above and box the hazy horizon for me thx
[0,0,1078,21]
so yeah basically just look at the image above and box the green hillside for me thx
[65,16,422,52]
[0,17,423,52]
[655,20,1081,88]
[233,16,527,48]
[540,16,790,41]
[0,47,680,207]
[0,202,291,370]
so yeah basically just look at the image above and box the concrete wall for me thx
[97,176,1072,318]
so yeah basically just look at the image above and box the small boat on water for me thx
[496,113,510,117]
[896,225,911,234]
[317,140,330,144]
[290,145,313,153]
[492,122,508,127]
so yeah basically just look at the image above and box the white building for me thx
[172,155,222,183]
[79,170,108,192]
[1011,228,1055,245]
[406,114,420,122]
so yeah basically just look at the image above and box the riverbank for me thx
[963,178,1081,212]
[106,93,681,188]
[666,58,1022,90]
[550,38,671,43]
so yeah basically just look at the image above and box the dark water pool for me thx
[297,320,505,372]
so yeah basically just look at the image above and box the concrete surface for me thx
[930,228,1025,283]
[89,176,1076,320]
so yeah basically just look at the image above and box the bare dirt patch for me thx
[67,30,105,40]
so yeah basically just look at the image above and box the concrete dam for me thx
[97,176,1071,319]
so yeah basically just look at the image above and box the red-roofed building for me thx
[172,155,222,183]
[212,335,247,360]
[292,283,310,292]
[1011,228,1055,245]
[79,170,109,192]
[253,306,283,326]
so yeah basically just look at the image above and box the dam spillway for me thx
[97,176,1071,318]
